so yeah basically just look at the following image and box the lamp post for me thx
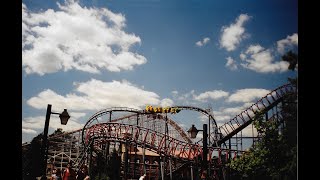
[187,124,208,180]
[122,131,132,180]
[41,104,70,179]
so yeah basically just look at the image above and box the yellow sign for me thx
[145,105,181,114]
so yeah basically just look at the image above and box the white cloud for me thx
[240,53,246,60]
[177,90,195,101]
[242,102,255,109]
[220,14,250,51]
[195,41,202,46]
[222,107,244,117]
[171,91,178,95]
[239,125,258,137]
[160,98,174,107]
[27,79,160,111]
[173,90,199,106]
[22,1,146,75]
[214,115,231,122]
[213,100,258,123]
[194,90,229,102]
[277,33,298,54]
[212,110,224,116]
[245,44,264,54]
[22,128,37,134]
[240,44,289,73]
[68,112,87,119]
[22,115,84,133]
[196,37,210,47]
[225,57,238,70]
[227,88,270,103]
[23,116,46,129]
[199,114,208,122]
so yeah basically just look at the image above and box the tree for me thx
[281,50,298,71]
[22,128,69,180]
[227,91,297,179]
[22,133,45,180]
[226,50,298,179]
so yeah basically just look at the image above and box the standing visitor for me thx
[62,161,76,180]
[51,168,62,180]
[76,165,88,180]
[55,169,62,180]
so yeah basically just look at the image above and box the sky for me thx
[22,0,298,143]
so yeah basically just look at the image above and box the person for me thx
[62,161,76,180]
[139,174,146,180]
[51,168,62,180]
[55,169,62,180]
[200,170,207,180]
[76,165,88,180]
[51,168,57,180]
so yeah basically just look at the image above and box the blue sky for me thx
[22,0,298,143]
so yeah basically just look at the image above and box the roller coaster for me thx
[23,83,297,180]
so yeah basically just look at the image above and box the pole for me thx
[143,144,146,174]
[134,113,139,178]
[124,140,128,180]
[202,124,208,179]
[89,143,93,178]
[229,139,232,160]
[160,162,164,180]
[208,116,211,177]
[42,104,52,179]
[169,159,172,180]
[190,164,194,180]
[164,113,168,177]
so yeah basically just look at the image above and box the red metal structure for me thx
[27,83,296,179]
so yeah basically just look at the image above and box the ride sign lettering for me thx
[145,105,181,114]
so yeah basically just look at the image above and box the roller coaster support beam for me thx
[202,123,208,179]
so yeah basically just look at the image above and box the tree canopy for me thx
[227,88,297,179]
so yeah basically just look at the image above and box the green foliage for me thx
[94,174,109,180]
[23,128,71,179]
[22,133,45,179]
[281,50,298,71]
[227,92,297,179]
[90,148,121,180]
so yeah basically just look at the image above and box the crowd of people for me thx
[50,161,90,180]
[49,161,204,180]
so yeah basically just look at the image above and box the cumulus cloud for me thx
[22,116,46,129]
[227,88,270,103]
[240,44,289,73]
[214,115,231,122]
[277,33,298,54]
[222,106,244,116]
[240,53,246,60]
[177,90,195,101]
[27,79,161,111]
[199,114,209,122]
[160,98,174,107]
[220,14,250,51]
[225,57,238,70]
[172,90,200,106]
[22,115,84,133]
[236,124,257,137]
[194,90,229,102]
[22,1,146,75]
[171,91,178,95]
[22,128,37,134]
[196,37,210,47]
